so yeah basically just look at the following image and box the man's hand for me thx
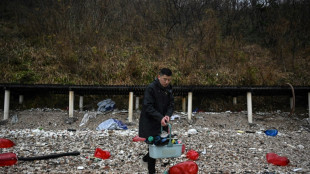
[161,116,170,126]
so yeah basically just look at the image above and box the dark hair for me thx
[159,68,172,76]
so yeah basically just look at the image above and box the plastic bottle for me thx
[264,129,278,136]
[148,136,154,142]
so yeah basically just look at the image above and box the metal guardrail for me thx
[0,83,309,96]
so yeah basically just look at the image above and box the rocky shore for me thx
[1,109,310,173]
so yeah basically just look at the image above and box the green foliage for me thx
[0,0,309,85]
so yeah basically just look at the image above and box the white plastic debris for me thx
[293,168,303,172]
[79,112,97,127]
[297,145,304,149]
[77,166,84,170]
[201,148,206,155]
[171,115,180,120]
[188,129,198,134]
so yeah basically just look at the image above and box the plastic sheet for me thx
[264,129,278,136]
[94,148,111,159]
[96,119,128,130]
[0,138,15,148]
[186,150,199,160]
[97,99,115,112]
[0,153,17,166]
[169,161,198,174]
[266,153,289,166]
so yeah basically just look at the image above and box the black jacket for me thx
[138,78,174,138]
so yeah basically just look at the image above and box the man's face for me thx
[158,75,172,87]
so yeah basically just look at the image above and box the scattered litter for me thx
[297,145,304,149]
[245,131,255,133]
[266,153,289,166]
[97,99,115,112]
[168,161,198,174]
[77,166,84,170]
[186,150,199,160]
[96,118,128,130]
[201,148,206,155]
[187,129,198,135]
[0,138,15,148]
[264,129,278,136]
[293,168,303,172]
[67,129,76,132]
[171,115,180,120]
[94,148,111,159]
[286,144,296,148]
[11,114,18,124]
[79,112,97,127]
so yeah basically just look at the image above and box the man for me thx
[139,68,174,174]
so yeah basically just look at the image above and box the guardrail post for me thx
[290,97,293,110]
[69,91,74,118]
[308,92,310,118]
[233,97,237,105]
[135,96,139,110]
[187,92,193,120]
[247,92,253,123]
[19,95,24,104]
[182,97,186,112]
[79,96,84,111]
[4,90,10,120]
[128,92,133,122]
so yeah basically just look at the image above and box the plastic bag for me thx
[186,150,199,160]
[264,129,278,136]
[169,161,198,174]
[79,113,97,127]
[97,99,115,112]
[94,148,111,159]
[132,136,146,142]
[96,118,128,130]
[0,153,17,166]
[266,153,289,166]
[0,138,15,148]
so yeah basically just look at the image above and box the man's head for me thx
[158,68,172,88]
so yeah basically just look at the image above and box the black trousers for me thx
[143,150,156,174]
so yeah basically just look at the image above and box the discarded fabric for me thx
[97,99,115,112]
[96,118,128,130]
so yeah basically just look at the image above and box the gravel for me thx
[1,109,310,173]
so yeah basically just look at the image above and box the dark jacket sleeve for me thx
[143,86,164,122]
[165,89,174,117]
